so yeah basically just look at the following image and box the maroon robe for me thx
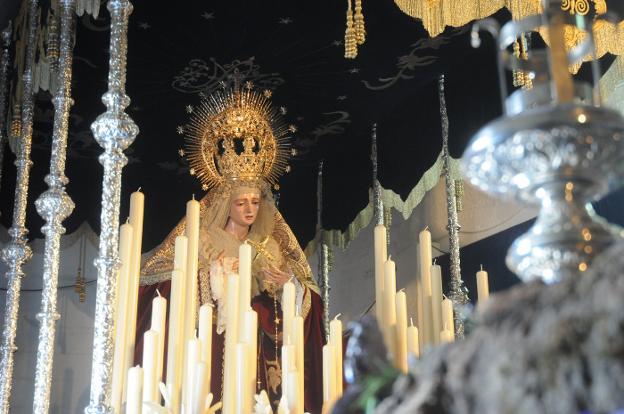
[135,280,325,413]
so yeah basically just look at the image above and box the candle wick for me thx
[480,264,483,271]
[410,317,414,327]
[424,225,429,231]
[156,288,162,298]
[334,313,342,321]
[399,288,405,293]
[137,186,142,192]
[433,258,437,265]
[126,217,129,224]
[388,254,392,261]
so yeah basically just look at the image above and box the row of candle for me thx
[373,225,491,369]
[321,316,343,413]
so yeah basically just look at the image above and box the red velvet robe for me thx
[135,280,325,413]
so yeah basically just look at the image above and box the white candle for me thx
[151,290,167,400]
[111,222,133,412]
[223,273,240,414]
[407,318,420,359]
[240,309,258,408]
[282,279,296,343]
[183,334,200,413]
[329,315,342,396]
[322,344,336,403]
[477,265,490,302]
[235,343,251,414]
[238,242,252,339]
[281,337,295,405]
[166,270,187,411]
[430,263,443,344]
[440,329,454,343]
[192,361,210,414]
[373,225,387,325]
[198,304,213,388]
[383,258,397,357]
[126,365,143,414]
[293,313,305,413]
[286,370,301,414]
[184,198,201,346]
[441,297,455,339]
[142,330,159,403]
[418,228,432,347]
[125,190,144,397]
[395,290,408,373]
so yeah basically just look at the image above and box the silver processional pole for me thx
[0,2,40,412]
[85,0,138,412]
[32,0,77,412]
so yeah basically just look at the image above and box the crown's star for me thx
[263,89,273,98]
[245,80,254,90]
[177,126,185,135]
[186,105,194,114]
[279,106,287,115]
[189,168,196,176]
[202,184,209,191]
[288,124,297,133]
[178,148,185,156]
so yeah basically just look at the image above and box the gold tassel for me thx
[10,104,21,139]
[454,179,464,213]
[344,0,357,59]
[519,33,533,89]
[354,0,366,45]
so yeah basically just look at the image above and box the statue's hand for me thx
[262,264,292,289]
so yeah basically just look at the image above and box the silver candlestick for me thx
[84,0,138,413]
[32,0,77,412]
[463,0,624,283]
[0,2,39,413]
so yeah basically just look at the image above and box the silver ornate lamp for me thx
[463,0,624,283]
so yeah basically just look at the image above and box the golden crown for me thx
[181,81,293,190]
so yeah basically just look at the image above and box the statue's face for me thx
[229,192,261,227]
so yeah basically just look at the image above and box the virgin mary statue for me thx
[134,82,325,412]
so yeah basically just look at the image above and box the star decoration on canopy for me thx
[279,17,293,24]
[201,11,215,20]
[138,22,150,29]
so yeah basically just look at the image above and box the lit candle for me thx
[293,310,305,409]
[198,303,213,383]
[430,263,443,344]
[476,265,490,302]
[238,242,252,338]
[223,273,240,414]
[373,225,387,325]
[183,333,200,413]
[126,365,143,414]
[240,308,258,408]
[125,190,144,397]
[407,318,420,359]
[151,290,167,400]
[192,361,210,414]
[184,197,201,346]
[282,279,296,343]
[418,228,432,347]
[142,330,159,403]
[235,343,251,414]
[329,314,343,396]
[383,257,397,357]
[111,222,133,412]
[322,344,336,403]
[395,290,408,372]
